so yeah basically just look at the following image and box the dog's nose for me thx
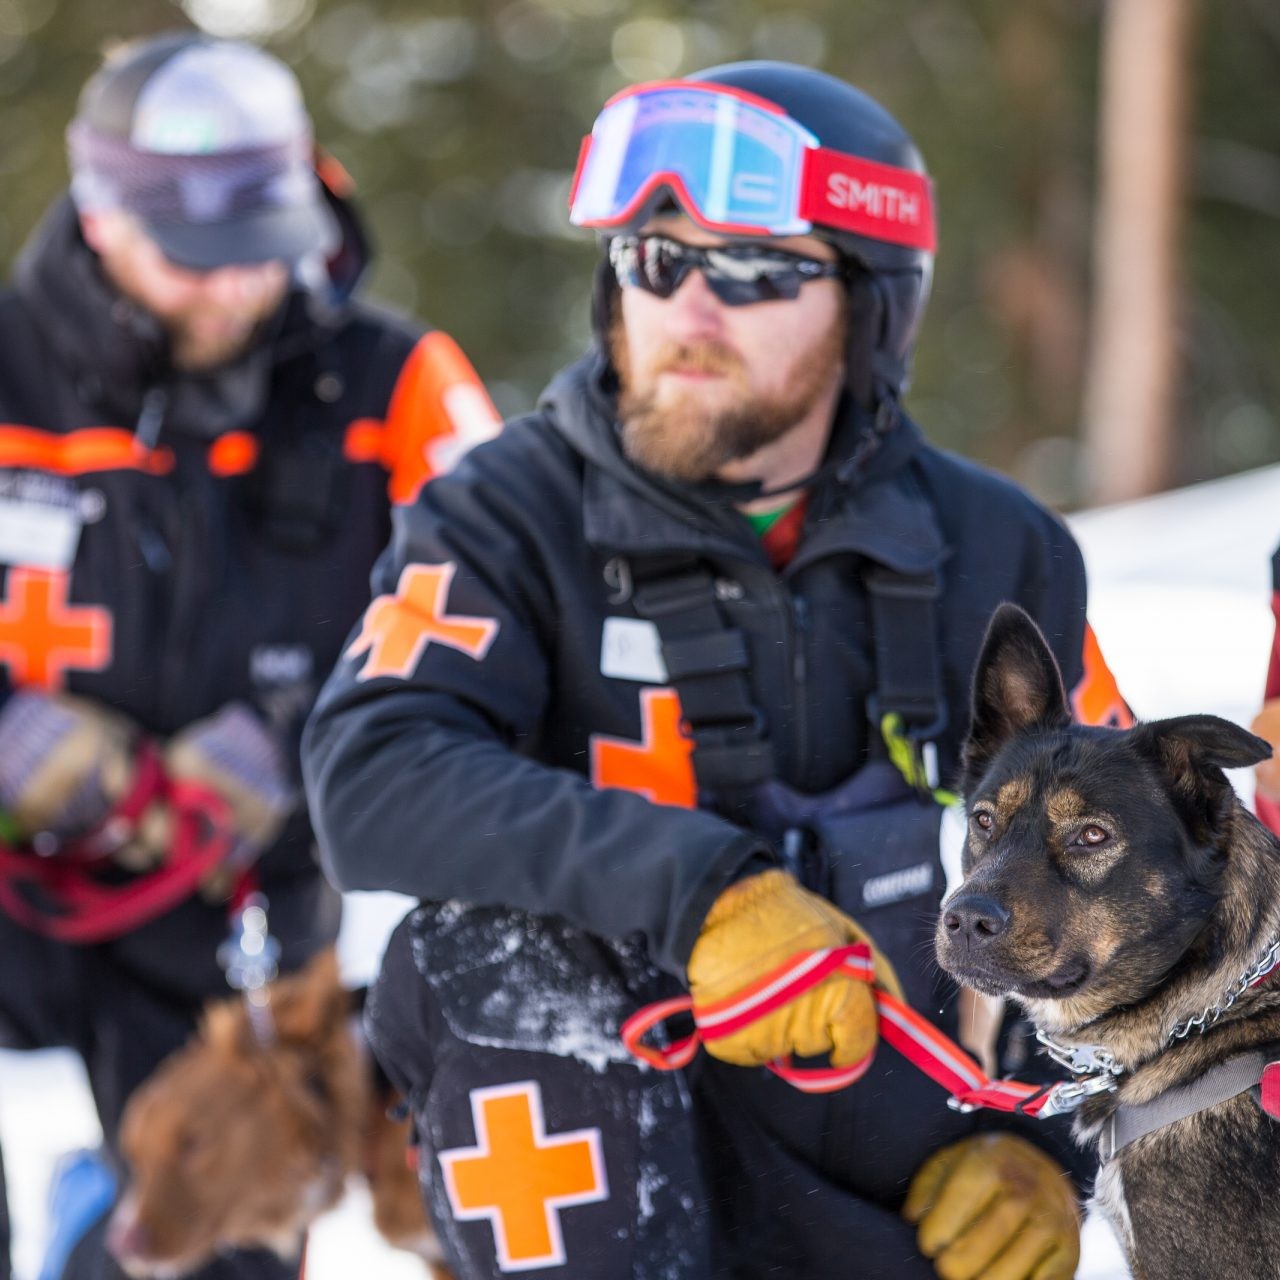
[942,895,1010,946]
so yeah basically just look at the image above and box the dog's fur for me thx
[109,949,447,1278]
[937,604,1280,1279]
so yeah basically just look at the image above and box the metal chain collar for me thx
[1023,933,1280,1116]
[1167,933,1280,1044]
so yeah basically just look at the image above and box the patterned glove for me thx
[0,690,138,842]
[687,868,901,1069]
[141,703,295,895]
[903,1133,1080,1280]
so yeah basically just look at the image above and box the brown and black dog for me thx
[937,603,1280,1280]
[108,949,448,1277]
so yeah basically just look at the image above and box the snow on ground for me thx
[1,465,1277,1278]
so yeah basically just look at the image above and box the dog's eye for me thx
[972,810,994,832]
[1073,824,1111,848]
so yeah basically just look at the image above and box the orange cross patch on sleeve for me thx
[346,562,499,682]
[438,1081,609,1272]
[1071,622,1134,729]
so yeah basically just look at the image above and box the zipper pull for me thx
[792,594,809,683]
[134,387,168,452]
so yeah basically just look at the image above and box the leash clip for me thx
[217,892,281,995]
[1035,1070,1120,1118]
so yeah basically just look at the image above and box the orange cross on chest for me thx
[0,568,112,690]
[438,1080,609,1271]
[590,687,697,809]
[347,561,499,681]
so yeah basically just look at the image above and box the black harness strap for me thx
[863,564,948,785]
[627,551,949,810]
[629,555,773,809]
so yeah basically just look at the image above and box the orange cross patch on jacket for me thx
[438,1081,609,1272]
[590,687,697,809]
[347,562,499,682]
[1070,622,1134,729]
[0,568,112,690]
[343,331,501,505]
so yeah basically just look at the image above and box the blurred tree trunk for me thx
[1081,0,1195,503]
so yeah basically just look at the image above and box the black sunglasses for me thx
[609,234,843,307]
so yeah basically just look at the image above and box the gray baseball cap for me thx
[68,32,338,271]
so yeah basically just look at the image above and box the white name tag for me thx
[0,498,82,571]
[600,617,669,684]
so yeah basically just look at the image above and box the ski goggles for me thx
[570,80,936,252]
[609,233,842,307]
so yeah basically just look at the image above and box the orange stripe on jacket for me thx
[0,426,173,476]
[342,331,501,504]
[1071,622,1134,728]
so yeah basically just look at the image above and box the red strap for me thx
[622,946,1056,1116]
[621,945,878,1089]
[52,741,167,866]
[1261,1063,1280,1119]
[0,772,236,943]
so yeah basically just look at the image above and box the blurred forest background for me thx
[1,0,1276,510]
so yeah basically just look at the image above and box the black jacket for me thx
[0,193,492,993]
[304,350,1090,980]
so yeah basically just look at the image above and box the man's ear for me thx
[78,209,109,254]
[77,208,134,257]
[1130,715,1271,844]
[963,603,1070,785]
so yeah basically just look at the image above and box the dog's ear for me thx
[963,603,1070,784]
[272,949,348,1044]
[1131,715,1271,845]
[201,998,254,1058]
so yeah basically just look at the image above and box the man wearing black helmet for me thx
[0,31,498,1280]
[306,63,1127,1279]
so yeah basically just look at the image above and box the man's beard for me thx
[609,310,846,484]
[168,304,279,372]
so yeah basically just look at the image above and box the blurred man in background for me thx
[0,30,496,1280]
[306,62,1128,1278]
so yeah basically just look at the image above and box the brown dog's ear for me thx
[963,604,1070,783]
[1131,716,1271,844]
[271,948,348,1044]
[1134,715,1272,773]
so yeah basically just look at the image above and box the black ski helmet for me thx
[585,61,935,412]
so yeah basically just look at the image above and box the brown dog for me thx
[109,949,448,1277]
[937,603,1280,1279]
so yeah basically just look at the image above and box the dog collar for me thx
[1167,933,1280,1044]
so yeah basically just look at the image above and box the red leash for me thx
[0,742,237,943]
[621,944,1057,1114]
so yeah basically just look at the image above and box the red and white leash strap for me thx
[620,944,1055,1114]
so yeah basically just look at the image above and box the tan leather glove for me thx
[903,1133,1080,1280]
[687,868,901,1069]
[0,691,138,841]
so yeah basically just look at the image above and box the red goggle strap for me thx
[799,148,936,253]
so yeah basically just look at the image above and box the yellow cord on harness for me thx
[880,713,960,807]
